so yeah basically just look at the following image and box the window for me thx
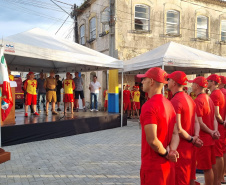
[101,7,110,32]
[197,15,209,39]
[90,17,96,39]
[221,20,226,41]
[135,5,150,31]
[166,10,180,35]
[80,25,85,45]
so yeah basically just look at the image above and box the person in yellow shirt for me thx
[63,72,75,114]
[9,74,14,81]
[103,89,108,112]
[190,91,197,100]
[44,70,58,115]
[24,71,39,117]
[130,85,136,116]
[132,86,140,119]
[8,68,14,81]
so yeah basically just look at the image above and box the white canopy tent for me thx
[123,41,226,75]
[2,28,123,73]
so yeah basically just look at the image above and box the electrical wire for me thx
[0,0,73,23]
[1,0,71,13]
[49,0,71,16]
[52,0,73,6]
[55,15,70,34]
[47,14,69,30]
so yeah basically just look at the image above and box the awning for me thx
[3,28,123,73]
[123,41,226,75]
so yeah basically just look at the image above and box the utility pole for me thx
[71,4,79,43]
[109,0,115,57]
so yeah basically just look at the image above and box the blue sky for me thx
[0,0,84,40]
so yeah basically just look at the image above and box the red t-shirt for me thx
[195,93,215,146]
[210,89,225,139]
[220,88,226,114]
[168,90,173,100]
[171,92,196,149]
[123,90,131,103]
[220,88,226,97]
[140,94,176,170]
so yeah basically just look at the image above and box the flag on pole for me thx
[0,47,13,121]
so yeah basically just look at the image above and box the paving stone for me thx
[0,120,206,185]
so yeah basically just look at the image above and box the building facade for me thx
[77,0,226,98]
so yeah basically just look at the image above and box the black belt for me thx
[46,88,56,92]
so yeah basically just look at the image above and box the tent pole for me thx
[162,64,164,95]
[121,71,124,127]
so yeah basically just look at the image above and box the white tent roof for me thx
[123,42,226,75]
[2,28,123,73]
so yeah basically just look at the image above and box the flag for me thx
[0,47,13,121]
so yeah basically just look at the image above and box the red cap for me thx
[168,71,188,85]
[207,74,221,84]
[188,76,208,88]
[66,72,70,75]
[220,76,226,84]
[137,67,168,84]
[126,84,130,87]
[28,72,34,75]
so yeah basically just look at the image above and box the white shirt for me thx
[89,81,101,93]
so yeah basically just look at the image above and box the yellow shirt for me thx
[104,90,108,101]
[25,79,37,95]
[190,92,197,100]
[133,91,140,102]
[63,79,74,94]
[9,75,14,81]
[44,77,57,90]
[164,90,169,99]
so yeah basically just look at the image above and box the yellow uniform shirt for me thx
[104,90,108,101]
[133,91,140,102]
[190,92,197,100]
[63,79,75,94]
[164,90,169,99]
[25,79,37,95]
[9,75,14,81]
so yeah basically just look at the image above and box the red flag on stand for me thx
[0,47,13,121]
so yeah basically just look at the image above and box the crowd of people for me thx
[138,67,226,185]
[123,77,211,120]
[22,70,103,117]
[16,67,226,184]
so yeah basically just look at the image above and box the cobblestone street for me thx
[0,120,205,185]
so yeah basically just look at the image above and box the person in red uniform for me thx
[137,67,180,185]
[218,75,226,183]
[123,85,131,118]
[183,86,188,94]
[168,71,203,185]
[130,86,136,117]
[189,76,220,185]
[219,76,226,183]
[103,89,108,112]
[24,72,39,117]
[207,74,226,185]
